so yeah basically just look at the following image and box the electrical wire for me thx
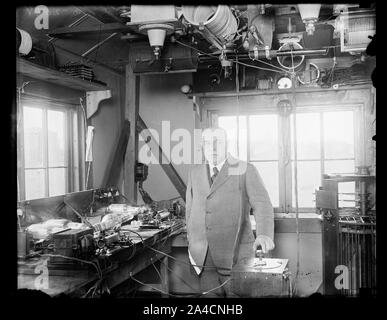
[108,226,227,296]
[174,39,218,59]
[83,278,103,298]
[316,15,336,25]
[290,76,300,297]
[129,275,195,297]
[235,54,240,158]
[129,274,231,298]
[38,253,102,279]
[92,24,103,63]
[125,229,218,269]
[328,48,337,86]
[151,260,163,282]
[159,258,199,293]
[148,240,199,294]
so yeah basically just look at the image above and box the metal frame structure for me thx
[316,173,376,296]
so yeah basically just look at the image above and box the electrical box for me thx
[51,228,95,264]
[231,257,290,297]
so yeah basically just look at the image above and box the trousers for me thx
[193,248,238,298]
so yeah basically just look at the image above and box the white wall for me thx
[137,73,194,203]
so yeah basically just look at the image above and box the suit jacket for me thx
[185,155,274,275]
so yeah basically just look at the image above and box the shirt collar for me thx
[208,157,227,174]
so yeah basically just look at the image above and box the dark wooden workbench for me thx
[17,220,184,297]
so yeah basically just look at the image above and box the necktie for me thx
[211,166,219,184]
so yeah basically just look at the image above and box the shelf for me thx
[16,57,109,92]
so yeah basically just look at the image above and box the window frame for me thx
[17,96,84,200]
[210,103,364,213]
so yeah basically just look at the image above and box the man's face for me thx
[202,129,227,165]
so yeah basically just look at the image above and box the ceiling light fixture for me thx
[298,4,321,36]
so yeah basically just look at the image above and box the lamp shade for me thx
[147,28,167,48]
[298,4,321,21]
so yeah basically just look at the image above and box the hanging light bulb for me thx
[298,4,321,36]
[139,24,174,60]
[131,5,176,60]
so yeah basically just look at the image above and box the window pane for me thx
[23,107,44,168]
[48,110,66,167]
[325,160,356,208]
[325,160,355,175]
[249,114,278,160]
[292,161,321,208]
[291,113,320,160]
[324,111,354,159]
[218,116,247,160]
[25,169,45,200]
[49,168,66,196]
[338,181,356,208]
[252,162,279,207]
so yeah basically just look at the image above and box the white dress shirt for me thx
[208,158,226,179]
[188,157,227,275]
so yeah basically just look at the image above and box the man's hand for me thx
[253,235,275,253]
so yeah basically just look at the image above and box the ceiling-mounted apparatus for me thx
[129,5,177,59]
[332,4,359,16]
[181,5,238,51]
[297,62,320,86]
[337,9,376,53]
[219,51,233,79]
[244,5,275,59]
[298,4,321,36]
[277,40,305,72]
[129,41,198,75]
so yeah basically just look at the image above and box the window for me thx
[216,106,359,213]
[218,114,280,208]
[18,101,82,200]
[290,111,356,209]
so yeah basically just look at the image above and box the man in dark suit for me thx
[185,127,275,297]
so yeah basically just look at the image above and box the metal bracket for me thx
[86,90,112,118]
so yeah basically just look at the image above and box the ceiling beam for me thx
[76,6,123,23]
[48,22,141,38]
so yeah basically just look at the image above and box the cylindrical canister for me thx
[17,231,31,258]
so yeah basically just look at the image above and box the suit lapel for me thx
[208,159,232,196]
[201,164,211,194]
